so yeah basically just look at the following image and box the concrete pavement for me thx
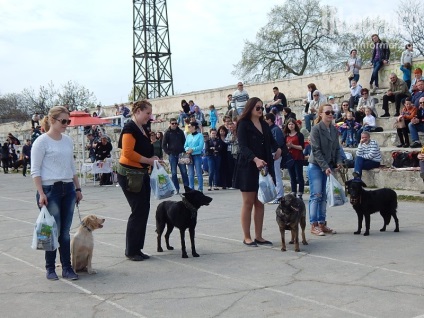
[0,173,423,318]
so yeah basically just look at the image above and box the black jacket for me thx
[162,127,186,155]
[372,41,390,62]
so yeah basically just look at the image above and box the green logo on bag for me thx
[158,174,166,185]
[333,186,340,195]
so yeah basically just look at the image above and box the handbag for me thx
[326,174,348,207]
[347,58,356,79]
[150,161,176,199]
[393,117,406,129]
[178,153,192,165]
[31,206,59,251]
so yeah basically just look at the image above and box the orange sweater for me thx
[119,134,143,168]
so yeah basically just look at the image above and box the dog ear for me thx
[184,185,193,193]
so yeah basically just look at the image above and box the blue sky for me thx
[0,0,393,106]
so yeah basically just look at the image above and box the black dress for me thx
[233,119,279,192]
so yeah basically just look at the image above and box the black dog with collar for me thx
[345,178,399,236]
[156,186,212,258]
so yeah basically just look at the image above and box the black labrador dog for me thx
[345,178,399,236]
[156,186,212,258]
[275,194,308,252]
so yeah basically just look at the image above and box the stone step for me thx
[343,145,422,168]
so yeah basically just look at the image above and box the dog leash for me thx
[76,203,83,224]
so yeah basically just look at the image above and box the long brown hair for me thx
[283,118,300,135]
[237,97,263,122]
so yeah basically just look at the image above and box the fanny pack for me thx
[117,164,148,193]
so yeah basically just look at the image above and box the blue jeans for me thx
[409,122,424,143]
[178,113,188,126]
[207,156,221,187]
[188,154,203,191]
[36,182,76,270]
[168,154,189,192]
[304,113,316,132]
[307,164,327,224]
[370,61,382,87]
[354,156,380,177]
[349,74,360,86]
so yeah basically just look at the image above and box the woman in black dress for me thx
[233,97,282,246]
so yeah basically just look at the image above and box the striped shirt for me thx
[231,89,249,111]
[356,139,381,162]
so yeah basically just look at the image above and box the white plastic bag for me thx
[150,161,176,200]
[326,174,348,207]
[257,168,277,204]
[31,206,59,251]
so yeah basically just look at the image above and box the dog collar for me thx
[81,222,92,232]
[182,197,198,218]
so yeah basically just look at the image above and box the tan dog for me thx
[71,215,105,274]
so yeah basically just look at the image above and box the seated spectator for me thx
[356,107,376,141]
[354,105,367,125]
[339,112,361,147]
[409,96,424,148]
[282,107,296,126]
[96,105,105,117]
[303,90,323,132]
[357,88,377,116]
[178,99,191,127]
[265,86,287,113]
[410,68,424,94]
[335,101,353,123]
[381,73,410,117]
[328,96,339,113]
[95,135,112,161]
[193,105,205,128]
[31,112,40,128]
[31,126,42,144]
[349,80,362,110]
[352,131,382,178]
[396,97,417,148]
[411,80,424,108]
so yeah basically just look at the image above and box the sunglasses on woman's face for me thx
[255,106,264,111]
[55,118,71,125]
[323,110,335,116]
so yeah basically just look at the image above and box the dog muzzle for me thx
[350,196,360,205]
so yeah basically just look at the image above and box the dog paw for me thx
[364,232,369,236]
[182,254,188,258]
[87,269,97,274]
[157,247,163,252]
[192,252,199,257]
[167,246,174,250]
[288,240,294,244]
[354,231,361,235]
[295,248,300,252]
[380,228,386,232]
[394,229,399,232]
[302,241,308,245]
[281,247,287,252]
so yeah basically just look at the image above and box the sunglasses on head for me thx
[255,106,264,111]
[323,110,335,115]
[55,118,71,125]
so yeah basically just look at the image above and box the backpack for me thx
[391,151,419,168]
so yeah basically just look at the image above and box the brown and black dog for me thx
[71,215,105,274]
[275,194,308,252]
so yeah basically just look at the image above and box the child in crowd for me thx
[400,62,412,89]
[356,107,376,141]
[209,105,219,129]
[340,112,361,147]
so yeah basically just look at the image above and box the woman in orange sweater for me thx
[396,97,417,148]
[117,100,161,261]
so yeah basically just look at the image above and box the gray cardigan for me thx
[308,121,342,171]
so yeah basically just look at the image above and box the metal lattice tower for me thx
[133,0,174,100]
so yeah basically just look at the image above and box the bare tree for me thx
[337,17,404,68]
[232,0,339,82]
[0,93,29,123]
[57,80,97,111]
[397,0,424,56]
[21,81,58,116]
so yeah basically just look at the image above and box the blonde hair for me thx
[42,106,70,132]
[314,104,332,125]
